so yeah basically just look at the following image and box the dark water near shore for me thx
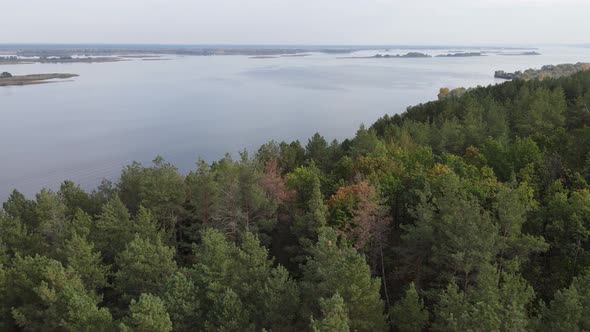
[2,46,590,200]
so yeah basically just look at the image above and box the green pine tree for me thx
[120,293,172,332]
[390,282,429,332]
[302,228,386,332]
[114,236,177,302]
[311,293,350,332]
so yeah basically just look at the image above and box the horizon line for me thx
[0,42,575,50]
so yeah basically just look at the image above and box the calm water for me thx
[2,46,590,200]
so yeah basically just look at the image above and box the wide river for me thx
[2,46,590,200]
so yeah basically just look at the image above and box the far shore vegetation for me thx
[495,62,590,80]
[0,56,122,65]
[435,52,484,57]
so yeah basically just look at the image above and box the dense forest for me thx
[3,71,590,331]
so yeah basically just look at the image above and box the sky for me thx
[2,0,589,45]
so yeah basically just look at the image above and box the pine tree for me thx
[305,133,329,170]
[204,288,254,332]
[572,269,590,330]
[390,282,428,332]
[433,264,535,332]
[288,166,328,255]
[301,228,386,332]
[498,272,535,331]
[401,170,497,290]
[161,271,200,332]
[185,159,220,226]
[120,293,172,332]
[0,254,112,330]
[0,212,33,257]
[34,189,68,254]
[114,236,177,303]
[2,190,37,228]
[311,293,350,332]
[539,286,582,332]
[213,153,278,243]
[60,233,110,293]
[191,229,300,331]
[133,206,164,244]
[91,195,134,263]
[118,157,186,239]
[58,180,95,217]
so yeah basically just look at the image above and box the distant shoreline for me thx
[0,56,122,65]
[249,54,312,59]
[0,44,540,58]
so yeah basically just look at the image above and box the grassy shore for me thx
[0,73,79,86]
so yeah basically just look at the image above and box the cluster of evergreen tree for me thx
[2,71,590,331]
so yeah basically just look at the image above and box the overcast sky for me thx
[2,0,589,45]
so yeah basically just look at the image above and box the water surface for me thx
[2,46,590,200]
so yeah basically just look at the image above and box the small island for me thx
[499,51,541,56]
[280,54,311,57]
[249,55,279,59]
[0,72,79,86]
[341,52,432,59]
[378,52,431,58]
[436,52,484,57]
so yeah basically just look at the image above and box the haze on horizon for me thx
[2,0,589,46]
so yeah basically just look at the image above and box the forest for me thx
[2,71,590,331]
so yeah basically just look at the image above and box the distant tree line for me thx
[495,62,590,80]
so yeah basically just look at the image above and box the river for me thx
[2,45,590,200]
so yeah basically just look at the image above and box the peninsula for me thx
[0,72,79,86]
[495,62,590,80]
